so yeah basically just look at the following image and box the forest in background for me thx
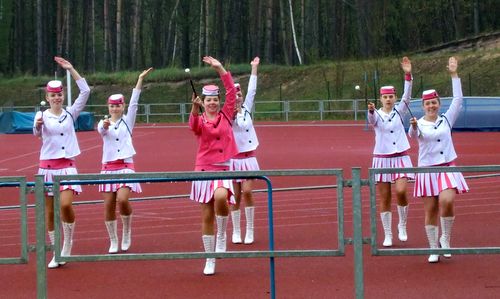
[0,0,499,75]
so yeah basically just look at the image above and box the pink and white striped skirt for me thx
[99,168,142,193]
[38,167,82,196]
[230,157,260,182]
[372,155,414,183]
[413,167,469,197]
[190,179,235,204]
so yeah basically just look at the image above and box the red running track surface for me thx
[1,121,500,299]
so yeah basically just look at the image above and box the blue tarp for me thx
[400,97,500,131]
[0,111,95,134]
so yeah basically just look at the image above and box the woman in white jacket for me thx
[98,68,153,253]
[230,57,260,245]
[33,57,91,268]
[409,56,468,263]
[367,57,414,247]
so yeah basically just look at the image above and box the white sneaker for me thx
[428,254,440,263]
[440,236,452,258]
[109,240,119,254]
[232,231,242,244]
[48,254,60,269]
[383,235,392,247]
[203,258,215,275]
[244,229,254,244]
[398,225,408,242]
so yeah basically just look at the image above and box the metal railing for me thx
[3,165,500,298]
[3,97,500,125]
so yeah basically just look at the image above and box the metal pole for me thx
[265,177,276,299]
[35,175,47,299]
[352,168,365,299]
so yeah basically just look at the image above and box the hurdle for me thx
[33,169,346,299]
[0,176,29,265]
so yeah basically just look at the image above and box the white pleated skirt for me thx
[372,155,415,183]
[99,168,142,193]
[190,179,235,204]
[230,157,260,182]
[38,167,82,196]
[414,169,469,197]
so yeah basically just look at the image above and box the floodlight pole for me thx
[66,70,72,107]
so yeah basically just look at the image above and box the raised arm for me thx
[202,56,235,118]
[244,57,259,111]
[443,56,463,126]
[396,56,413,114]
[55,57,90,117]
[125,68,154,130]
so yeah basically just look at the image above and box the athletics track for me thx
[1,121,500,299]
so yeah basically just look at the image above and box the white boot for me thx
[105,220,119,254]
[397,205,409,242]
[231,210,242,244]
[121,214,132,251]
[440,216,455,258]
[61,222,74,262]
[380,212,392,247]
[244,206,255,244]
[202,235,216,275]
[425,225,440,263]
[47,231,60,269]
[215,215,228,253]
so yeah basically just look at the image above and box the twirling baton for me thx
[403,100,423,137]
[185,68,197,97]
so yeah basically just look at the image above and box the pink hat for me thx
[108,94,125,104]
[46,80,63,93]
[380,86,396,95]
[202,85,219,96]
[234,83,241,92]
[422,89,439,101]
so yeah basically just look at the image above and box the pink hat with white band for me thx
[46,80,63,93]
[202,85,219,96]
[380,86,396,95]
[108,94,125,104]
[422,89,439,101]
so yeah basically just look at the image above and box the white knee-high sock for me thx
[121,214,132,251]
[244,206,255,244]
[380,211,392,246]
[397,205,409,241]
[215,215,228,252]
[61,222,75,257]
[105,220,119,253]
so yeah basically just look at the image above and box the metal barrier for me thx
[368,165,500,257]
[36,169,345,299]
[4,165,499,298]
[0,176,29,265]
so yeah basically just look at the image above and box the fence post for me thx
[145,104,150,123]
[35,175,48,299]
[352,167,365,299]
[319,100,324,121]
[180,103,186,123]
